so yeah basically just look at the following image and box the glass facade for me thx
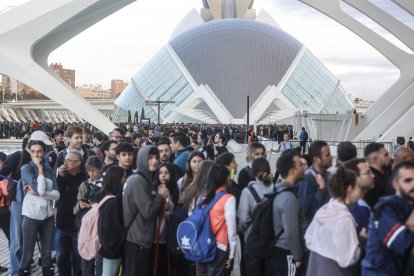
[113,47,194,123]
[281,50,353,114]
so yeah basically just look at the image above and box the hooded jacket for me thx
[122,146,164,248]
[305,198,360,274]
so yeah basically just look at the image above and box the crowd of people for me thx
[0,121,295,143]
[0,122,413,276]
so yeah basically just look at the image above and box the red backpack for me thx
[0,178,11,210]
[78,195,114,260]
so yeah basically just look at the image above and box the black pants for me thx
[198,249,227,276]
[300,141,306,155]
[124,241,151,276]
[264,247,298,276]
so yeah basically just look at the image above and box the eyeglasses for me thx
[65,159,80,163]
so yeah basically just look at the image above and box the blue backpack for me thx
[176,190,226,263]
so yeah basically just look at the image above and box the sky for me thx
[1,0,412,101]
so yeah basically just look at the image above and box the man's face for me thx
[252,148,265,160]
[293,155,306,181]
[394,167,414,204]
[318,146,333,169]
[69,133,83,149]
[55,134,64,144]
[105,143,117,161]
[111,131,122,142]
[148,154,159,172]
[357,162,375,191]
[64,152,81,171]
[170,140,179,154]
[117,151,133,169]
[283,134,289,142]
[378,147,391,171]
[191,142,199,151]
[83,133,92,144]
[158,144,171,162]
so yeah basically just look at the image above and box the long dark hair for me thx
[99,166,125,196]
[182,160,215,210]
[155,163,179,206]
[182,151,205,192]
[202,163,229,205]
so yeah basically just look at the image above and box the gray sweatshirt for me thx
[273,182,306,261]
[237,180,273,240]
[122,146,164,248]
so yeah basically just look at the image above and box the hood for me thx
[136,145,159,181]
[313,198,353,225]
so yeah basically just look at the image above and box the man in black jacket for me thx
[55,150,87,276]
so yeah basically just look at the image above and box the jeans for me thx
[56,228,81,276]
[9,201,23,276]
[20,216,54,270]
[198,249,227,276]
[102,258,121,276]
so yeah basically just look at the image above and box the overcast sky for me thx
[1,0,412,101]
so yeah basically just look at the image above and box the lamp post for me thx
[146,100,175,124]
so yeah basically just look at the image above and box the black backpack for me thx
[304,131,309,141]
[244,187,293,258]
[97,191,139,259]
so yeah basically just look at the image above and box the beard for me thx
[400,187,414,204]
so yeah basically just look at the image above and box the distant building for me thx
[1,62,75,97]
[50,63,75,89]
[111,79,128,98]
[75,84,111,98]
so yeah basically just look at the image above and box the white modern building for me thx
[113,0,354,125]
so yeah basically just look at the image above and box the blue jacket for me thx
[173,146,193,173]
[362,195,414,275]
[297,166,330,226]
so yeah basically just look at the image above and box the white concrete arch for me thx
[300,0,414,141]
[0,0,135,134]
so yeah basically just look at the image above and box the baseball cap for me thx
[29,131,53,146]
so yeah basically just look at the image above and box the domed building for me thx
[114,0,354,124]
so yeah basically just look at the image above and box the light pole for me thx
[146,100,175,124]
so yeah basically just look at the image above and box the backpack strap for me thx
[198,190,227,213]
[15,150,24,175]
[248,185,261,204]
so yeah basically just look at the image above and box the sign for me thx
[140,118,150,124]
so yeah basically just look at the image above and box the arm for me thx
[332,218,361,267]
[279,193,304,261]
[131,177,164,220]
[378,206,414,256]
[39,177,60,201]
[237,188,251,233]
[224,196,237,259]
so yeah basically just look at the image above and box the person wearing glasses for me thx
[55,150,88,276]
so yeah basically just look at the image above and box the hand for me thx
[311,171,325,189]
[157,184,169,199]
[294,261,302,268]
[59,163,68,176]
[359,227,368,239]
[79,201,91,209]
[225,258,234,270]
[24,185,38,196]
[33,157,43,170]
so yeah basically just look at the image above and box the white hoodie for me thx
[305,198,360,268]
